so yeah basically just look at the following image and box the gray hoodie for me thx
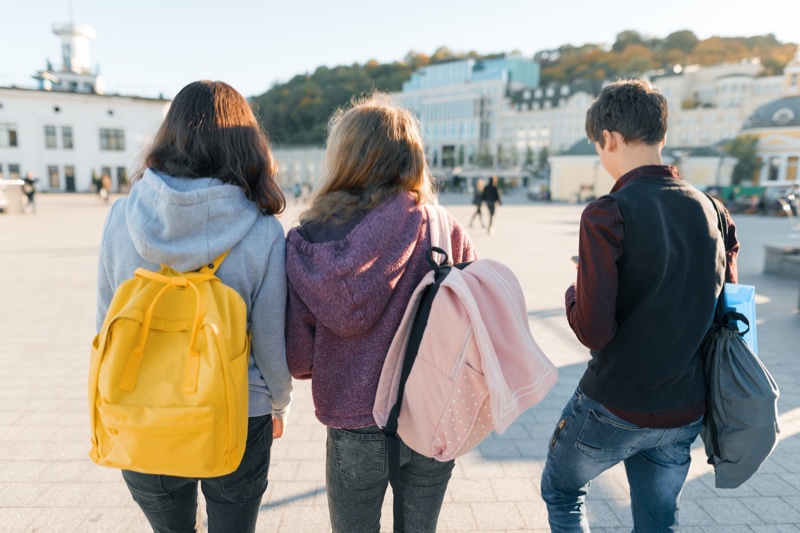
[96,168,292,418]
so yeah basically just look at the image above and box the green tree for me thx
[725,135,762,185]
[524,146,535,168]
[537,147,550,172]
[662,30,699,54]
[612,30,644,53]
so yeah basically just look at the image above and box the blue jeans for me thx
[122,415,273,533]
[326,425,455,533]
[541,389,702,533]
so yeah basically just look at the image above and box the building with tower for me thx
[0,22,169,193]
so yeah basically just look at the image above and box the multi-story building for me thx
[740,49,800,188]
[500,80,603,163]
[0,23,169,192]
[650,60,784,148]
[396,57,540,170]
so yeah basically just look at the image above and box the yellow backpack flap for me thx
[89,250,250,477]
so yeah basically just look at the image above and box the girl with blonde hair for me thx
[285,93,477,532]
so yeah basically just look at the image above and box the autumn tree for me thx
[725,135,762,185]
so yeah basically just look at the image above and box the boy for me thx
[541,79,739,532]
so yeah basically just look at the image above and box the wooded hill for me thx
[251,30,798,146]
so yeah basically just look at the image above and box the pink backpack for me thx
[373,206,557,461]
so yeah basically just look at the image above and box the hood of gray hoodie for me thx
[286,192,424,338]
[126,168,260,272]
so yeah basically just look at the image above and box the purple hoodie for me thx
[285,192,477,428]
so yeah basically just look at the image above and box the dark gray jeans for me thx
[122,415,273,533]
[326,425,455,533]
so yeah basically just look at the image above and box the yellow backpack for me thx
[89,251,250,477]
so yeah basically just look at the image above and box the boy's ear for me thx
[602,130,617,152]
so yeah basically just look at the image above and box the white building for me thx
[0,23,169,192]
[500,80,603,162]
[649,60,784,148]
[396,57,540,170]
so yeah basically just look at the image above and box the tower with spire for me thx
[32,23,106,94]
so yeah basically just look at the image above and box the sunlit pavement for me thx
[1,192,798,532]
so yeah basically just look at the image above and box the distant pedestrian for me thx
[22,172,37,214]
[469,178,485,228]
[482,175,501,234]
[285,93,477,533]
[99,173,112,203]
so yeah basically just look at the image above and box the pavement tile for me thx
[471,501,526,530]
[436,502,478,531]
[0,507,34,533]
[739,496,800,524]
[744,473,800,497]
[76,508,142,532]
[700,527,754,533]
[32,481,97,507]
[448,478,497,503]
[26,506,93,532]
[0,482,51,507]
[749,525,800,532]
[516,499,549,530]
[701,497,764,525]
[488,477,536,502]
[678,498,718,525]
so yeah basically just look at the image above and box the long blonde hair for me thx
[301,92,435,224]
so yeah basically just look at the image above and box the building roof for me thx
[561,137,597,156]
[743,96,800,130]
[509,80,601,110]
[0,85,169,102]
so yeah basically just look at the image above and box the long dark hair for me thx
[134,80,285,215]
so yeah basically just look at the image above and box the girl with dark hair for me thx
[285,93,477,532]
[95,80,291,533]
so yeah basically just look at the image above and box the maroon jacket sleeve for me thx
[565,197,623,350]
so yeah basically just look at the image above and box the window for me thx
[787,157,798,182]
[753,158,762,183]
[45,125,57,149]
[8,164,19,180]
[99,129,125,151]
[62,126,73,149]
[48,165,60,189]
[64,165,76,192]
[0,124,18,147]
[768,157,780,181]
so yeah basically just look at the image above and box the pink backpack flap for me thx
[373,206,558,461]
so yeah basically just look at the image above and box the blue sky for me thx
[2,0,799,98]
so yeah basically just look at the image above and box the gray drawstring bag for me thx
[700,311,780,488]
[700,195,780,489]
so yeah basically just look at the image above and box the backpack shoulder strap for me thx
[426,205,452,266]
[199,250,230,275]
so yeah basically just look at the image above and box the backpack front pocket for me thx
[97,403,214,476]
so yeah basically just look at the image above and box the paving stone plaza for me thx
[0,192,798,532]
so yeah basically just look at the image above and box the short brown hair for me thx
[134,80,285,215]
[301,92,435,224]
[585,79,668,148]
